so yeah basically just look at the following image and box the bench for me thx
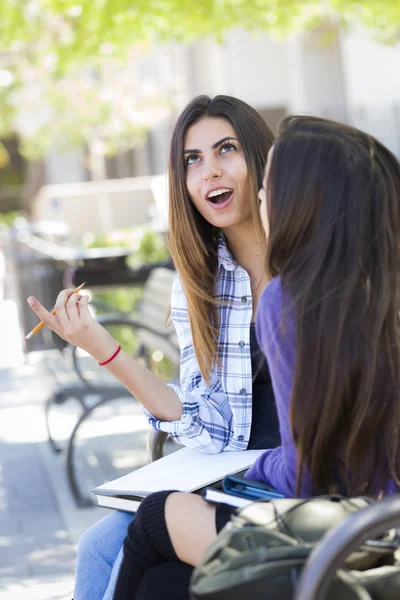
[45,267,180,507]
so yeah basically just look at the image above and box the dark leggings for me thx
[135,561,194,600]
[113,491,234,600]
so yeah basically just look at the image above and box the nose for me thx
[202,156,222,182]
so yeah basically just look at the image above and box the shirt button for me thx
[241,296,247,303]
[239,341,245,348]
[239,388,246,395]
[238,435,244,441]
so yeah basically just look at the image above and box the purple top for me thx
[245,276,398,498]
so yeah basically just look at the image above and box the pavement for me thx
[0,247,174,599]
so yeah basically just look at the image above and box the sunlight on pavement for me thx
[0,300,23,369]
[0,575,73,600]
[0,405,49,443]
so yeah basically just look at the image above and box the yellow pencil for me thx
[25,282,86,341]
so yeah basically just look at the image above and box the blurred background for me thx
[0,1,399,599]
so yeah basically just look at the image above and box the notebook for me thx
[202,475,284,509]
[91,446,266,512]
[201,488,253,509]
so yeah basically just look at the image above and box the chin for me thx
[209,216,238,229]
[221,214,253,230]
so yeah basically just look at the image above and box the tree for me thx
[0,1,399,73]
[0,0,399,161]
[0,141,9,168]
[6,48,169,161]
[0,50,170,223]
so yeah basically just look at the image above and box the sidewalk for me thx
[0,345,78,599]
[0,261,159,599]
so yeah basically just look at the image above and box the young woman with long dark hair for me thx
[27,95,278,600]
[112,115,400,600]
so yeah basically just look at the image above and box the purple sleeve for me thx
[245,277,312,497]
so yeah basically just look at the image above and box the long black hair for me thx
[266,115,400,495]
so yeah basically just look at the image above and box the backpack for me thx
[190,496,400,600]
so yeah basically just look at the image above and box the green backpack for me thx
[190,496,400,600]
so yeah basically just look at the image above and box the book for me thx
[91,446,266,512]
[202,487,253,509]
[222,474,285,500]
[202,476,285,509]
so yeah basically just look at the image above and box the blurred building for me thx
[29,23,400,232]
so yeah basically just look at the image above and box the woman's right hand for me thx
[27,289,119,363]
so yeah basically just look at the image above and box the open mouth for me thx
[207,188,233,205]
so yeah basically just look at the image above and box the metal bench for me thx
[45,267,180,507]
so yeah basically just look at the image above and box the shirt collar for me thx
[217,233,236,271]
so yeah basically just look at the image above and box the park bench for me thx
[45,266,180,507]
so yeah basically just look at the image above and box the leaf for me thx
[1,0,400,158]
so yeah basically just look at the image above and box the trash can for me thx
[10,223,68,352]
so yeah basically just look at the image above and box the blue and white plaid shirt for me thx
[144,235,254,454]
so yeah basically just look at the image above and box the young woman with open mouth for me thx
[27,94,278,600]
[113,116,400,600]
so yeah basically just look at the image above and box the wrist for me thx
[98,345,121,366]
[91,340,120,364]
[83,323,120,363]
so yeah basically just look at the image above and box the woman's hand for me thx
[27,290,118,363]
[28,288,183,421]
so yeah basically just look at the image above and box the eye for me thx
[185,154,201,166]
[220,142,236,154]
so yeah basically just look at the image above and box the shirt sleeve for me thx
[245,277,312,497]
[141,274,233,454]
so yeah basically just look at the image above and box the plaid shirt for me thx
[144,235,254,454]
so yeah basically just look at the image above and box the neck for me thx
[222,221,266,280]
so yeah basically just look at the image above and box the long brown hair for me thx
[168,95,274,381]
[266,116,400,496]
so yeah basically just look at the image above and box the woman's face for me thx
[184,116,252,230]
[259,146,274,238]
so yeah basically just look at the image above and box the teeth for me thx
[207,188,231,199]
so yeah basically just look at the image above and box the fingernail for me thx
[27,297,34,306]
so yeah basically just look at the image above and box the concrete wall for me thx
[286,26,347,121]
[340,28,400,155]
[184,29,291,110]
[341,29,400,105]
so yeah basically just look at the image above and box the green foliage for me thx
[0,85,17,139]
[1,1,399,72]
[1,1,399,159]
[0,141,10,168]
[131,230,170,266]
[83,227,169,265]
[0,209,22,226]
[92,287,143,315]
[84,225,174,381]
[1,50,169,161]
[85,225,169,314]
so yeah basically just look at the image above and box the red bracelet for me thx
[98,345,121,366]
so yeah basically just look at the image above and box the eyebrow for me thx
[184,136,239,155]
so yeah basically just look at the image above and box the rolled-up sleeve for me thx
[142,274,233,454]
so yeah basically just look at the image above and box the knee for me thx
[129,490,177,536]
[77,521,102,562]
[77,511,133,564]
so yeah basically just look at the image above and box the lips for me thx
[205,186,234,210]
